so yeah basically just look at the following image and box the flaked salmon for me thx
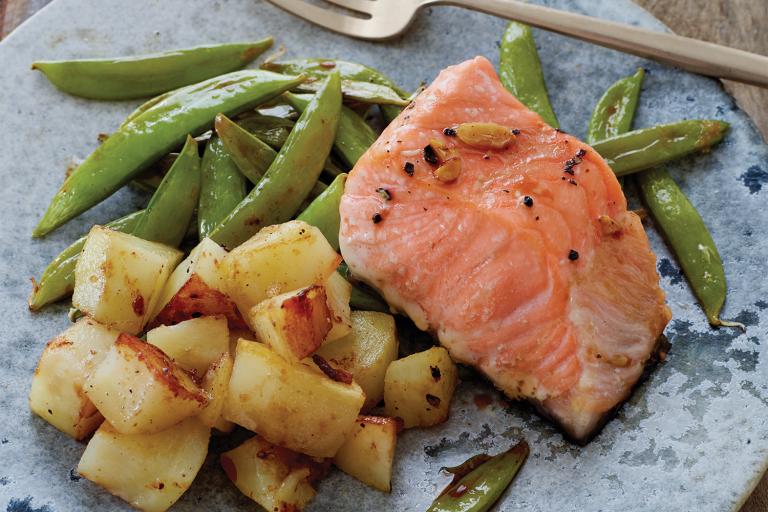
[339,56,671,442]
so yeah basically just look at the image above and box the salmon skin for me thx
[339,57,671,443]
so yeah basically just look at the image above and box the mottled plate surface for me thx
[1,0,767,510]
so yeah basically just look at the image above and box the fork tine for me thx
[322,0,374,15]
[267,0,371,36]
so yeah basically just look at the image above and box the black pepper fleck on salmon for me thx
[523,196,534,207]
[443,127,457,136]
[404,162,415,176]
[423,144,439,165]
[372,213,383,224]
[568,250,579,261]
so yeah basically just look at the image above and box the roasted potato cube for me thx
[77,417,209,512]
[248,285,332,362]
[224,340,365,457]
[84,334,207,434]
[73,226,182,334]
[146,316,229,375]
[324,271,352,342]
[315,311,398,411]
[198,351,234,432]
[334,415,401,492]
[222,221,341,315]
[384,347,458,428]
[29,318,119,440]
[220,435,327,512]
[149,238,245,329]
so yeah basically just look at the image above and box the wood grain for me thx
[0,0,766,509]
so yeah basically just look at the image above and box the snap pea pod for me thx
[297,174,346,250]
[587,68,645,144]
[592,120,729,176]
[34,70,304,237]
[32,39,274,100]
[121,89,177,128]
[210,72,342,249]
[215,114,277,184]
[198,137,247,240]
[236,114,295,149]
[336,263,390,313]
[295,78,408,106]
[427,441,529,512]
[286,93,377,167]
[28,210,144,310]
[263,58,406,121]
[637,168,741,328]
[131,135,200,246]
[499,22,559,128]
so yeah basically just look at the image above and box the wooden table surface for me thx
[1,0,766,510]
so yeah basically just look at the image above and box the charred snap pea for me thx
[427,440,529,512]
[286,93,377,167]
[295,78,408,106]
[297,173,346,250]
[592,120,729,176]
[32,39,274,100]
[215,114,277,184]
[198,136,247,240]
[34,70,304,237]
[637,168,742,329]
[499,22,559,128]
[210,72,342,249]
[587,68,645,144]
[263,58,407,121]
[28,210,144,310]
[131,135,200,246]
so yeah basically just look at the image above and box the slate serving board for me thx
[0,0,766,510]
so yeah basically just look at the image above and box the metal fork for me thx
[266,0,768,88]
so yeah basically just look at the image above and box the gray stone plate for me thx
[1,0,766,510]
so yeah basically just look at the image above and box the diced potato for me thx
[73,226,183,334]
[383,347,458,428]
[334,416,401,492]
[324,271,352,342]
[222,221,341,315]
[248,285,332,362]
[220,435,327,512]
[146,316,229,375]
[150,238,246,329]
[29,318,119,440]
[84,333,207,434]
[224,340,365,457]
[198,351,234,432]
[77,417,209,512]
[315,311,398,411]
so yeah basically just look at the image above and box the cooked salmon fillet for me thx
[339,57,671,442]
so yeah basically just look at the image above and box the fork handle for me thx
[444,0,768,88]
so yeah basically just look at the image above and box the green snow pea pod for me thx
[34,69,304,237]
[131,135,201,246]
[121,89,177,128]
[236,114,295,149]
[286,93,377,167]
[336,263,390,313]
[296,78,407,106]
[198,136,248,240]
[263,58,406,121]
[637,168,741,328]
[587,68,645,144]
[499,22,559,128]
[592,120,729,176]
[427,441,529,512]
[32,38,274,100]
[215,114,277,184]
[210,72,342,249]
[29,210,144,310]
[297,173,346,250]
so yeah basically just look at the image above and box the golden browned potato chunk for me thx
[383,347,458,428]
[77,417,209,512]
[224,340,365,457]
[146,315,229,375]
[198,351,234,432]
[29,318,119,440]
[333,415,401,492]
[315,311,398,411]
[73,226,182,334]
[84,334,207,434]
[221,221,341,315]
[220,435,328,512]
[323,271,352,342]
